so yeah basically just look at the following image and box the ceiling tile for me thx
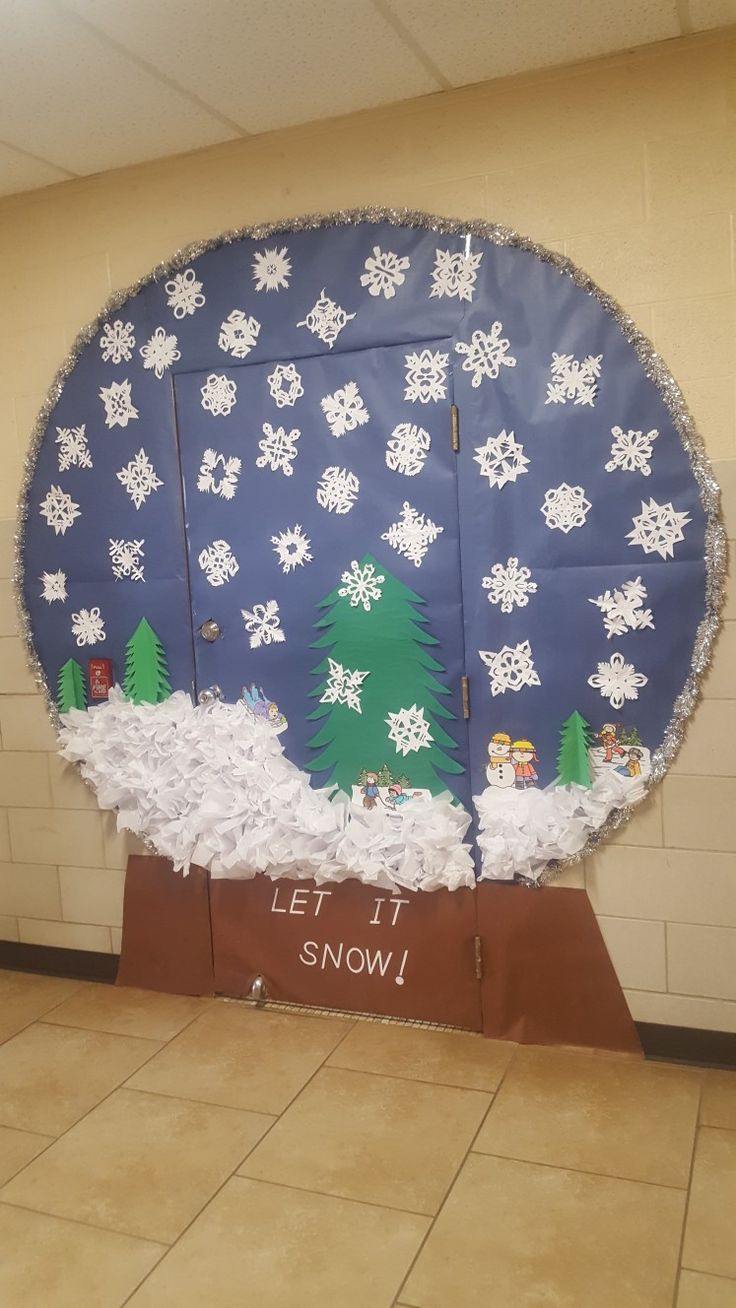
[687,0,736,28]
[0,141,72,198]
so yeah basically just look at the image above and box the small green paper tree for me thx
[123,618,171,705]
[557,710,595,788]
[619,725,642,747]
[57,658,87,713]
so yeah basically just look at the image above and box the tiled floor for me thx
[0,969,734,1307]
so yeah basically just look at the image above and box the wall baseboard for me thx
[0,940,118,984]
[635,1021,736,1069]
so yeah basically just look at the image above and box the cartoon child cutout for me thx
[385,782,412,810]
[616,747,643,779]
[511,739,539,790]
[486,732,515,788]
[361,772,379,810]
[599,723,625,764]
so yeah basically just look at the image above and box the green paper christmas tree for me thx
[123,617,171,705]
[556,710,595,787]
[56,658,87,713]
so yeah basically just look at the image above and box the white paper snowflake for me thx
[71,606,106,647]
[430,246,483,302]
[360,246,410,299]
[606,425,659,476]
[482,558,537,614]
[385,423,430,477]
[252,246,291,293]
[338,559,385,611]
[267,362,304,409]
[116,449,164,510]
[165,268,205,319]
[39,486,80,536]
[198,539,240,588]
[241,600,285,649]
[588,651,648,709]
[271,524,312,574]
[386,704,433,756]
[218,309,261,360]
[545,352,602,406]
[474,430,530,490]
[197,448,242,500]
[404,349,449,404]
[321,381,370,438]
[541,483,591,533]
[139,326,181,379]
[109,538,145,582]
[320,658,370,714]
[589,578,654,639]
[455,321,517,388]
[381,501,443,568]
[40,570,67,603]
[257,423,300,476]
[201,373,237,417]
[479,640,541,697]
[316,466,360,515]
[99,319,135,364]
[55,424,92,472]
[627,497,691,560]
[297,289,355,348]
[100,378,138,429]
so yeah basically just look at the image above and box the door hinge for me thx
[451,404,460,452]
[473,935,484,981]
[461,674,470,720]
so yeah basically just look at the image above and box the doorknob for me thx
[197,685,223,706]
[200,618,221,642]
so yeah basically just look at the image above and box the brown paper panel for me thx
[117,855,214,996]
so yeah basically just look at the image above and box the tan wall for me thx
[0,29,734,1029]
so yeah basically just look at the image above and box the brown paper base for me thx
[116,855,214,996]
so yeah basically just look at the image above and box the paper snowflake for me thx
[385,423,430,477]
[297,289,355,348]
[627,497,691,560]
[321,381,370,438]
[360,246,410,299]
[271,524,312,574]
[71,606,106,647]
[197,448,242,500]
[198,539,240,588]
[267,362,304,409]
[252,246,291,293]
[320,658,370,714]
[381,501,443,567]
[139,326,180,379]
[404,348,449,403]
[386,704,433,756]
[165,267,205,318]
[241,600,285,649]
[201,373,237,417]
[541,483,591,533]
[40,570,67,603]
[316,466,360,514]
[338,559,385,611]
[100,378,138,429]
[55,424,92,472]
[455,321,517,388]
[430,246,483,302]
[218,309,261,360]
[109,538,145,582]
[545,352,602,406]
[39,485,80,535]
[99,319,135,364]
[482,557,537,614]
[257,423,300,476]
[116,448,163,510]
[588,651,648,710]
[606,425,659,476]
[479,640,541,697]
[589,578,654,639]
[474,430,529,490]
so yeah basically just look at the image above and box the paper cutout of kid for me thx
[361,772,379,810]
[616,747,644,779]
[511,739,539,790]
[599,723,625,764]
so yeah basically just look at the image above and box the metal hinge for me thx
[473,935,484,981]
[451,404,460,452]
[461,674,470,720]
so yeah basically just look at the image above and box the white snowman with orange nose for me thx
[486,731,516,788]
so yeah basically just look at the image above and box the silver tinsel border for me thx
[12,207,728,884]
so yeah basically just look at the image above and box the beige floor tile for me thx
[403,1153,685,1308]
[0,1125,52,1185]
[240,1065,490,1215]
[1,1087,274,1243]
[126,1175,429,1308]
[127,1003,352,1115]
[327,1019,515,1091]
[0,969,83,1043]
[0,1021,159,1135]
[0,1201,164,1308]
[43,981,213,1042]
[700,1070,736,1130]
[677,1270,736,1307]
[683,1128,736,1280]
[474,1044,701,1187]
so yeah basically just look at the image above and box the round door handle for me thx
[197,685,223,706]
[200,619,221,642]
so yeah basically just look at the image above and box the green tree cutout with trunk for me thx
[123,617,171,705]
[56,657,87,713]
[556,710,595,788]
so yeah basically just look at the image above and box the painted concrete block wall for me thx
[0,30,733,1029]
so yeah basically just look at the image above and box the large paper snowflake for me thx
[545,352,602,406]
[320,658,370,714]
[198,539,240,587]
[404,349,449,403]
[474,430,529,490]
[165,267,205,318]
[385,423,430,477]
[99,319,135,364]
[40,570,67,603]
[605,425,659,476]
[116,449,163,510]
[297,289,355,348]
[360,246,410,299]
[55,424,92,472]
[386,704,433,756]
[588,651,648,709]
[455,321,517,387]
[218,309,261,360]
[267,362,304,409]
[541,483,591,533]
[479,640,541,696]
[316,466,360,514]
[627,497,691,560]
[321,381,370,438]
[197,448,242,500]
[257,423,300,476]
[241,600,285,649]
[271,524,312,573]
[252,246,291,293]
[430,247,483,302]
[71,606,106,647]
[39,486,80,535]
[139,326,180,379]
[100,379,138,429]
[109,538,145,582]
[338,559,385,612]
[589,578,654,639]
[381,501,443,567]
[482,557,537,614]
[201,373,237,417]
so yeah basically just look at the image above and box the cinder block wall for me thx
[0,29,733,1029]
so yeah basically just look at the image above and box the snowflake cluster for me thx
[267,362,303,409]
[140,327,180,379]
[338,559,385,612]
[100,379,138,429]
[218,309,261,360]
[430,247,483,302]
[165,268,205,318]
[100,320,135,365]
[404,349,448,404]
[588,651,648,709]
[479,640,541,697]
[474,430,529,490]
[545,352,602,407]
[197,448,242,500]
[360,246,410,299]
[482,557,537,614]
[71,606,106,647]
[297,289,355,348]
[198,539,239,587]
[540,482,591,533]
[56,425,92,472]
[455,321,517,388]
[201,373,237,417]
[109,538,145,582]
[252,247,291,293]
[39,485,80,536]
[320,658,370,714]
[382,501,443,568]
[627,497,690,560]
[386,704,433,756]
[242,600,285,649]
[321,381,369,438]
[257,423,300,476]
[589,577,654,639]
[116,449,163,510]
[606,425,658,476]
[316,466,359,515]
[40,570,67,604]
[385,423,430,477]
[271,524,312,573]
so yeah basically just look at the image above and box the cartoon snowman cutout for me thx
[486,731,516,788]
